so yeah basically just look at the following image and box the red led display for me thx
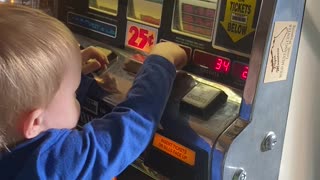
[241,66,249,80]
[193,50,231,74]
[212,58,231,74]
[232,62,249,81]
[193,51,249,82]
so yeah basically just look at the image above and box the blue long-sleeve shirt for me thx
[0,55,176,179]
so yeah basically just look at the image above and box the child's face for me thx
[41,53,82,130]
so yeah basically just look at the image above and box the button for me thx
[181,83,227,119]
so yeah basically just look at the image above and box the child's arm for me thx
[40,42,187,179]
[76,46,108,103]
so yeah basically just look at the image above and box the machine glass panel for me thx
[172,0,218,41]
[127,0,163,27]
[89,0,118,16]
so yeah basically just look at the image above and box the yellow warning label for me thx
[152,133,196,166]
[221,0,256,43]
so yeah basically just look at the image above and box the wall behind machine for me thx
[279,0,320,179]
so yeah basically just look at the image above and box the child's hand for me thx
[81,46,119,93]
[81,46,109,75]
[149,42,187,69]
[94,72,120,93]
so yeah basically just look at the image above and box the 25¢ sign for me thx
[125,21,158,53]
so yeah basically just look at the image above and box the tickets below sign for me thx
[152,133,196,166]
[220,0,257,43]
[125,21,158,53]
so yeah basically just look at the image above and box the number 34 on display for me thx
[125,21,158,53]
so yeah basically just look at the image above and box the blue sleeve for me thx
[76,74,96,104]
[37,55,176,179]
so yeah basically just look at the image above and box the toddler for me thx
[0,4,187,179]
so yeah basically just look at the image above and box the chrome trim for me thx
[243,0,277,105]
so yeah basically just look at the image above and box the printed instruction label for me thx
[152,133,196,166]
[264,21,297,83]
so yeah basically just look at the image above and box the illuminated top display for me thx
[172,0,218,41]
[89,0,118,15]
[127,0,163,27]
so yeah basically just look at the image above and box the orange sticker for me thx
[126,21,158,53]
[152,133,196,166]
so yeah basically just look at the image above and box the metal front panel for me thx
[221,0,306,179]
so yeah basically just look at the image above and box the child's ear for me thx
[21,109,45,139]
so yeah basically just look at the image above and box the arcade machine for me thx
[0,0,58,15]
[55,0,305,179]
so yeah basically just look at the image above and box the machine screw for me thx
[233,168,247,180]
[261,131,277,152]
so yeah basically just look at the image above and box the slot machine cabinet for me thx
[0,0,58,15]
[0,0,39,8]
[58,0,127,47]
[57,0,305,179]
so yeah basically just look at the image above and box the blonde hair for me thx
[0,4,80,149]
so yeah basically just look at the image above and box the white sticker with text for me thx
[264,21,297,83]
